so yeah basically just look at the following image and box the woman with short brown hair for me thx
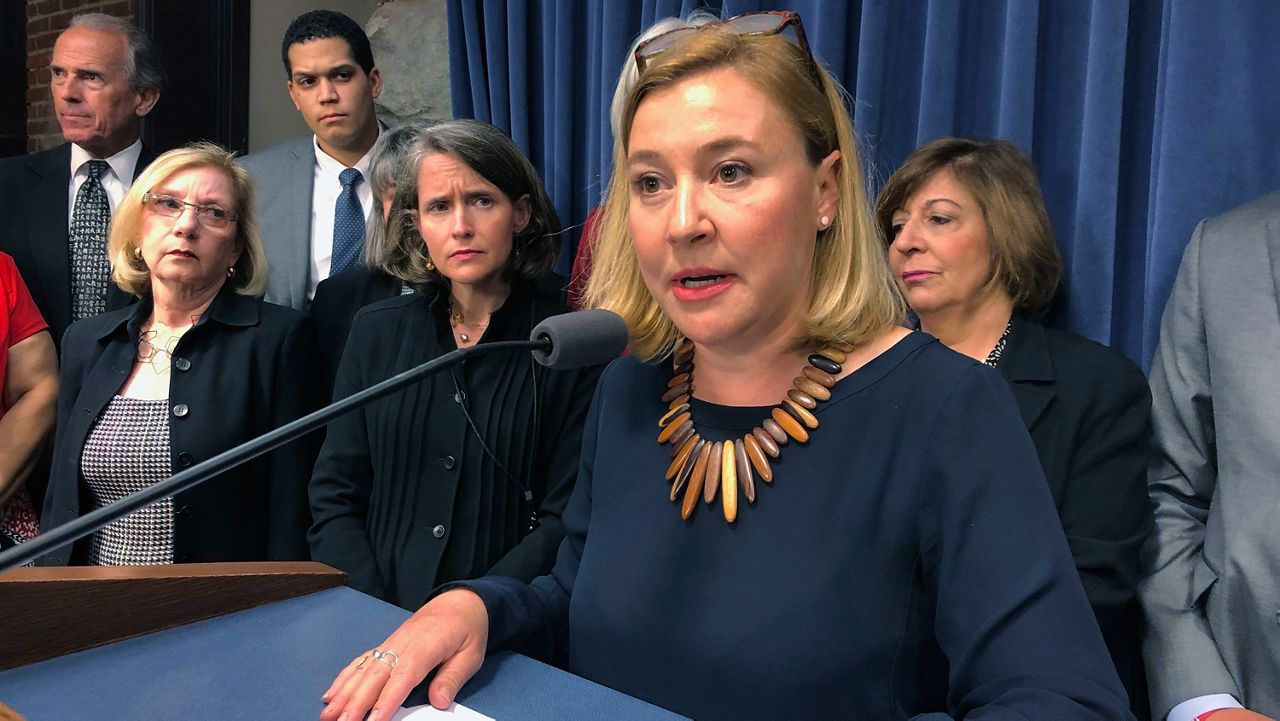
[879,136,1152,718]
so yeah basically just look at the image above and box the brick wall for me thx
[26,0,134,152]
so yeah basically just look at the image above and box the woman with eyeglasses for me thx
[320,13,1134,721]
[40,142,324,566]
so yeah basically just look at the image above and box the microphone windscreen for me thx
[530,309,629,369]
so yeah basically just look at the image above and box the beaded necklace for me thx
[982,318,1013,368]
[656,338,853,523]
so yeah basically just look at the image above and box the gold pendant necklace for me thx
[449,299,488,343]
[656,338,852,523]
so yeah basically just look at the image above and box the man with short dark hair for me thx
[0,13,164,346]
[240,10,384,310]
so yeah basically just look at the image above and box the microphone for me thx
[0,310,628,573]
[530,309,629,369]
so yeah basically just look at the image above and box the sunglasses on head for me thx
[633,10,824,88]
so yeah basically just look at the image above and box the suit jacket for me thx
[0,142,153,348]
[1141,190,1280,720]
[309,266,403,391]
[239,135,315,310]
[998,312,1153,719]
[39,287,325,566]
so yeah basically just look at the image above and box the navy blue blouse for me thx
[463,332,1133,720]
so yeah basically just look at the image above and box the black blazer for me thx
[997,312,1152,718]
[39,287,325,566]
[0,143,154,349]
[309,284,602,608]
[309,266,403,391]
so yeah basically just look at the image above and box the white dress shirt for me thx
[1167,694,1244,721]
[67,139,143,227]
[307,130,380,300]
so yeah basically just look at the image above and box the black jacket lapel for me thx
[998,313,1056,430]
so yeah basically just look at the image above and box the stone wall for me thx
[25,0,134,152]
[368,0,451,127]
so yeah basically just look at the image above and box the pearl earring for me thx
[820,215,830,228]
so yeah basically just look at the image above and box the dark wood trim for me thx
[0,562,344,670]
[135,0,251,153]
[0,1,26,157]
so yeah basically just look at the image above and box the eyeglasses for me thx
[634,10,824,88]
[142,192,238,229]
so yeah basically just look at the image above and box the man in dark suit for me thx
[240,10,384,310]
[0,13,164,347]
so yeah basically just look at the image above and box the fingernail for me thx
[337,712,348,721]
[368,711,379,721]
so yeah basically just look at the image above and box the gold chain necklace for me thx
[448,299,489,343]
[656,338,853,523]
[136,315,201,374]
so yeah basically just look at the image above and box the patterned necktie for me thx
[331,167,365,277]
[69,159,112,320]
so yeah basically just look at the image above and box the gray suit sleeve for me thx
[238,140,313,310]
[1140,218,1240,719]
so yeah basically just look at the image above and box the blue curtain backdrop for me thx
[446,0,1280,369]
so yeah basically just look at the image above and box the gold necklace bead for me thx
[735,439,756,504]
[752,427,780,457]
[703,441,723,505]
[656,341,841,523]
[720,442,738,523]
[666,433,701,480]
[743,433,773,483]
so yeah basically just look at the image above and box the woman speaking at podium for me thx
[320,12,1135,721]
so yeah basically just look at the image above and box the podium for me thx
[0,564,685,720]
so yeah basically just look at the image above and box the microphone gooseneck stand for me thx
[0,339,546,573]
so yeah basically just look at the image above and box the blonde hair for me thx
[109,142,268,297]
[582,25,905,360]
[608,12,718,139]
[875,137,1062,312]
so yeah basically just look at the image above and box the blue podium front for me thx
[0,586,685,720]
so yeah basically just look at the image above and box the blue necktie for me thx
[331,167,365,277]
[69,159,111,320]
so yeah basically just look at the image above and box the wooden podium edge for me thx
[0,562,345,671]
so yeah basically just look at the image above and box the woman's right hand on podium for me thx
[319,588,490,721]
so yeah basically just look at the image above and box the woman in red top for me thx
[0,251,57,549]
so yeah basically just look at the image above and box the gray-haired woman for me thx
[307,119,603,610]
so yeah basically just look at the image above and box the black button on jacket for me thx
[40,286,325,566]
